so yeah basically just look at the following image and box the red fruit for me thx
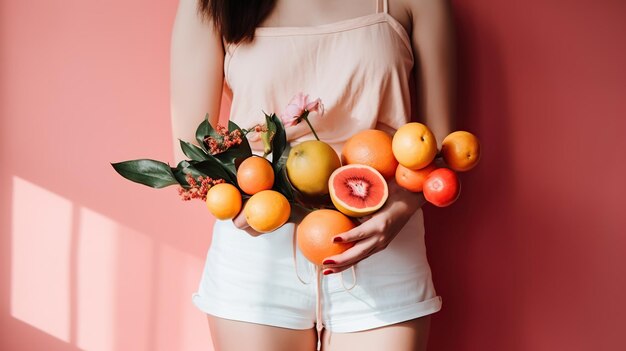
[423,168,461,207]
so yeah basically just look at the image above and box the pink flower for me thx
[280,92,325,127]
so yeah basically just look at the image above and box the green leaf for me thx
[272,163,294,202]
[212,120,253,172]
[179,139,209,161]
[227,119,243,133]
[260,113,277,156]
[265,113,277,136]
[270,141,296,202]
[111,159,178,189]
[270,113,287,167]
[273,143,290,173]
[188,158,237,185]
[171,160,206,187]
[261,113,294,202]
[195,113,220,152]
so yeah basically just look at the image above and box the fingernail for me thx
[323,269,334,275]
[322,260,335,265]
[333,237,343,243]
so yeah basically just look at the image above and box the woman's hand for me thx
[320,180,428,274]
[231,200,263,236]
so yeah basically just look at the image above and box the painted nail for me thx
[323,269,334,275]
[322,260,335,265]
[333,236,343,243]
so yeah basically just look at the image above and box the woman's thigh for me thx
[206,314,318,351]
[321,315,432,351]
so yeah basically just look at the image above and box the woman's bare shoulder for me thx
[390,0,414,35]
[400,0,453,33]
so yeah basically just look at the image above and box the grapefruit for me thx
[341,129,398,179]
[392,122,438,170]
[297,209,356,265]
[205,183,242,220]
[441,131,481,171]
[395,162,438,193]
[244,190,291,232]
[286,140,341,196]
[237,156,274,195]
[423,168,461,207]
[328,164,388,217]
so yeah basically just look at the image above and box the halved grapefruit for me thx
[328,164,389,217]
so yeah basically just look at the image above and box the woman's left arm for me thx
[321,0,457,274]
[411,0,457,147]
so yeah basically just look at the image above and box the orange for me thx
[205,183,242,220]
[244,190,291,233]
[296,209,356,265]
[441,131,481,171]
[395,162,438,193]
[286,140,341,196]
[237,156,275,195]
[341,129,398,179]
[392,122,438,170]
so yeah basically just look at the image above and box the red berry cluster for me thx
[203,125,243,155]
[177,174,225,202]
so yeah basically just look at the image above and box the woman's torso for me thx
[222,0,415,155]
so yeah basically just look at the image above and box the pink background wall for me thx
[1,1,624,350]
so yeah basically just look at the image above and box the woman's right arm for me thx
[170,0,225,165]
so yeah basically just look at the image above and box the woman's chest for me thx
[225,25,413,92]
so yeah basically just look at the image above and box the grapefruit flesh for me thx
[329,164,388,217]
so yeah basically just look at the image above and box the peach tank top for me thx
[222,0,414,154]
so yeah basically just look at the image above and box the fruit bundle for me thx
[111,111,296,232]
[292,123,480,266]
[111,93,480,265]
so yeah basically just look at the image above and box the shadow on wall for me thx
[0,1,218,350]
[0,176,215,351]
[425,4,524,350]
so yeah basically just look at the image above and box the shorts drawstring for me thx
[314,266,323,351]
[292,230,323,349]
[292,228,357,351]
[340,265,357,291]
[292,229,313,285]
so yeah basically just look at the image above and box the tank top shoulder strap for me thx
[376,0,389,14]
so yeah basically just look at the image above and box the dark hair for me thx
[198,0,277,45]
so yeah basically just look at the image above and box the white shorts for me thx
[191,207,442,333]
